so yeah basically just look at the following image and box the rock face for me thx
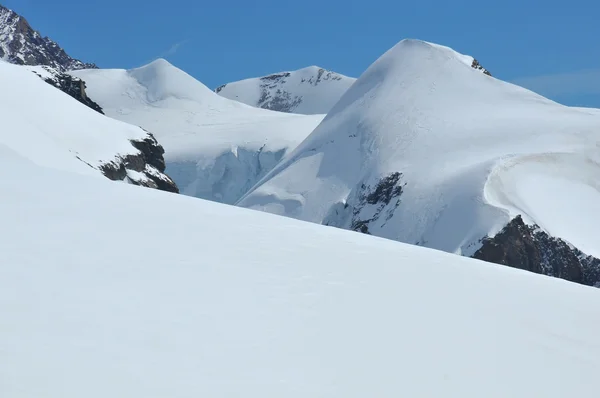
[29,66,104,113]
[0,4,96,71]
[473,216,600,287]
[471,59,491,76]
[348,173,406,234]
[215,66,355,115]
[0,6,178,194]
[100,132,179,193]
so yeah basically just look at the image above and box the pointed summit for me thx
[238,39,600,286]
[128,58,215,103]
[0,4,96,71]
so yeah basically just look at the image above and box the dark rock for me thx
[215,68,343,113]
[473,215,600,286]
[29,66,104,114]
[130,133,167,172]
[215,84,226,94]
[0,4,97,71]
[129,132,179,193]
[350,172,406,234]
[96,131,178,193]
[471,59,492,76]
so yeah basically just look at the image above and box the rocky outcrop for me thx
[29,66,104,113]
[471,59,491,76]
[0,4,96,71]
[100,132,179,193]
[473,216,600,287]
[216,66,352,114]
[349,172,406,234]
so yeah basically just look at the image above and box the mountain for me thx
[237,39,600,286]
[0,59,177,192]
[27,65,104,113]
[0,4,96,71]
[71,59,323,204]
[215,66,355,114]
[3,145,600,398]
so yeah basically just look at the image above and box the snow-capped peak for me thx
[215,65,356,114]
[0,4,96,71]
[127,58,217,104]
[71,62,323,204]
[238,38,600,286]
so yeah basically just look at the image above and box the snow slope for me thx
[0,59,173,188]
[3,147,600,398]
[238,39,600,259]
[216,65,355,114]
[71,60,323,204]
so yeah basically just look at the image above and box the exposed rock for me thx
[216,67,351,114]
[349,172,406,234]
[473,215,600,286]
[471,59,492,76]
[0,4,97,71]
[29,66,104,113]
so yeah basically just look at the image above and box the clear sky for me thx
[4,0,600,107]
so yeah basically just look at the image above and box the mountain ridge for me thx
[0,4,96,71]
[216,65,356,114]
[71,59,322,204]
[238,39,600,286]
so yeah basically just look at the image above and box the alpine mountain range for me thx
[2,4,599,287]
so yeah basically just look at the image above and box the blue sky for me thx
[4,0,600,107]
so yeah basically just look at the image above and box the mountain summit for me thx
[238,39,600,285]
[0,4,96,71]
[216,66,356,114]
[71,59,322,204]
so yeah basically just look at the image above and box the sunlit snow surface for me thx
[0,60,149,178]
[238,39,600,257]
[1,147,600,397]
[72,61,323,204]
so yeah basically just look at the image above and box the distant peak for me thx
[146,58,173,68]
[382,39,492,76]
[0,3,97,71]
[130,58,180,77]
[127,57,214,103]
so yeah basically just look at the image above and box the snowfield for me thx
[216,65,356,114]
[0,59,168,186]
[2,147,600,397]
[238,39,600,258]
[71,60,323,204]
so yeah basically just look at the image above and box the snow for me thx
[2,147,600,397]
[484,153,600,257]
[0,59,151,178]
[216,65,356,114]
[71,60,323,203]
[238,39,600,257]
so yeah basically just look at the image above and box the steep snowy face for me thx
[238,39,600,284]
[27,65,104,113]
[215,66,356,114]
[0,4,96,71]
[72,60,323,204]
[3,150,600,398]
[0,60,177,192]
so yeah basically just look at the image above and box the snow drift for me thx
[215,65,355,114]
[238,39,600,280]
[72,60,323,204]
[2,146,600,397]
